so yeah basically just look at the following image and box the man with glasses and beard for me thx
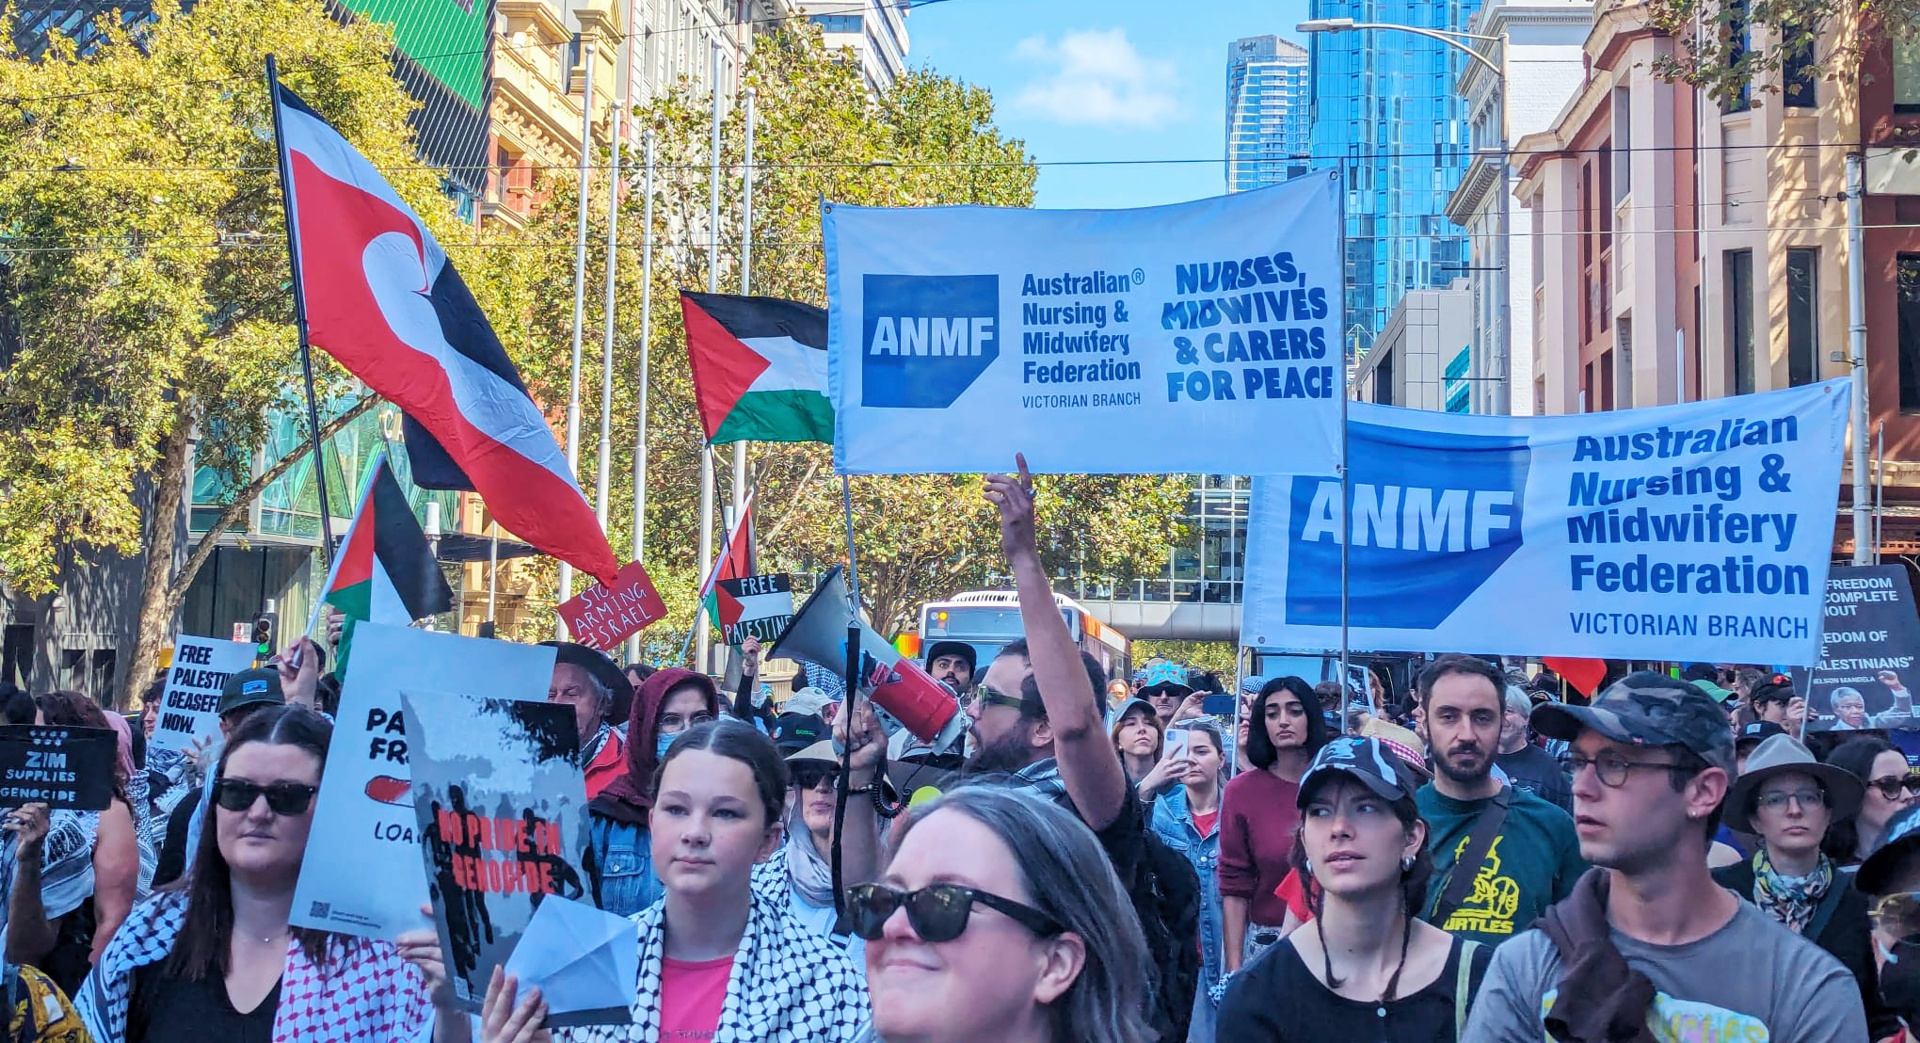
[1415,655,1586,949]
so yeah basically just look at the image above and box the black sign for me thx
[1796,565,1920,732]
[0,726,117,810]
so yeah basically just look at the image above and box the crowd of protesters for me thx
[0,462,1913,1042]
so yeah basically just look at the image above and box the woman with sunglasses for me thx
[1828,737,1920,870]
[1712,734,1900,1039]
[855,785,1152,1043]
[75,705,433,1042]
[1218,737,1489,1042]
[585,668,721,917]
[777,699,886,957]
[476,719,867,1043]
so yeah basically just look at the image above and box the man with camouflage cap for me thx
[1465,671,1867,1042]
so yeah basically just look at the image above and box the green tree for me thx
[466,28,1186,645]
[1643,0,1916,106]
[0,0,460,702]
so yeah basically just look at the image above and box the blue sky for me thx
[905,0,1311,210]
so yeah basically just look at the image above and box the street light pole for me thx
[1298,18,1511,414]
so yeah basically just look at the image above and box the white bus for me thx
[914,590,1133,686]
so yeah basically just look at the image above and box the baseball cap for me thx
[1690,678,1736,704]
[1530,670,1735,774]
[771,712,828,756]
[1113,697,1157,723]
[784,687,834,718]
[217,668,285,717]
[1736,720,1787,750]
[1139,661,1193,697]
[1297,736,1421,808]
[1861,802,1920,895]
[1749,674,1796,705]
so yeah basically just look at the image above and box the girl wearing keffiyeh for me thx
[472,719,868,1043]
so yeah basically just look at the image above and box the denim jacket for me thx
[587,812,663,918]
[1150,786,1224,991]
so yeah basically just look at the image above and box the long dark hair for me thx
[37,690,129,805]
[165,705,335,981]
[1824,736,1902,862]
[1244,677,1331,769]
[654,718,789,829]
[1290,768,1435,995]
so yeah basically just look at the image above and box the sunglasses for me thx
[966,684,1027,714]
[844,882,1063,943]
[213,778,319,816]
[791,764,840,792]
[1868,775,1920,800]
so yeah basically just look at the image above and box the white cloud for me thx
[1010,28,1179,129]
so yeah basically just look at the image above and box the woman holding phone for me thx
[1150,720,1227,1041]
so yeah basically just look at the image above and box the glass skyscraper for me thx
[1226,36,1311,193]
[1307,0,1483,348]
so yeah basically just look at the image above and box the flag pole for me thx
[557,37,597,636]
[729,86,755,589]
[266,55,337,580]
[627,127,657,665]
[694,38,723,676]
[595,97,625,533]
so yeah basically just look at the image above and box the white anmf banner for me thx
[822,173,1344,476]
[1242,380,1850,666]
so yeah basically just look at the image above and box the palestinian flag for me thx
[703,501,755,637]
[322,456,454,628]
[682,292,832,444]
[273,78,619,584]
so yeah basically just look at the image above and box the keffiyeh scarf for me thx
[1751,848,1833,936]
[75,890,434,1043]
[556,884,868,1043]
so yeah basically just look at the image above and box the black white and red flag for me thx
[271,82,618,584]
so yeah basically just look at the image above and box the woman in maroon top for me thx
[1220,676,1329,974]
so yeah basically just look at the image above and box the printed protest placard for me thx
[1794,565,1920,731]
[401,689,604,1023]
[715,573,794,646]
[291,624,556,940]
[147,634,257,756]
[823,175,1344,477]
[0,726,115,810]
[1243,380,1850,665]
[557,560,668,651]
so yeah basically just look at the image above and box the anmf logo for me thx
[861,274,999,408]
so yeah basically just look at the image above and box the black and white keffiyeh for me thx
[556,883,869,1043]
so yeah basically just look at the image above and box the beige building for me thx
[1352,282,1475,411]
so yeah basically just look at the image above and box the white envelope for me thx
[504,895,639,1027]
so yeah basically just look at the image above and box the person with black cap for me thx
[1465,671,1868,1041]
[1712,734,1899,1038]
[1751,674,1810,739]
[925,640,977,697]
[539,642,635,802]
[1216,736,1492,1041]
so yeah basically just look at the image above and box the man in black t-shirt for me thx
[1495,686,1571,812]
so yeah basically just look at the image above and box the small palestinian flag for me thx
[322,455,454,633]
[682,292,832,445]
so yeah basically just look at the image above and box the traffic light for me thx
[252,612,277,659]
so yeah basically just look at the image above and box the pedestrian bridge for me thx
[1079,597,1240,643]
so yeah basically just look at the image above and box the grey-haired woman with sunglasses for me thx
[856,786,1153,1043]
[76,705,436,1043]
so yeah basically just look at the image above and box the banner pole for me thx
[1335,169,1352,734]
[628,128,657,664]
[694,39,723,676]
[557,38,597,634]
[266,56,337,577]
[594,97,625,533]
[731,86,755,591]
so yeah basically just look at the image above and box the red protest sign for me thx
[556,561,667,650]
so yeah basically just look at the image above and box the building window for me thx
[1900,255,1920,412]
[1783,25,1817,108]
[1600,348,1616,411]
[1375,349,1396,406]
[1723,0,1752,113]
[1611,88,1632,201]
[1727,249,1756,395]
[1898,35,1920,113]
[1617,316,1635,409]
[1787,248,1819,386]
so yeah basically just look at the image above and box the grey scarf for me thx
[783,806,837,908]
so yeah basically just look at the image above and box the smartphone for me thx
[1163,725,1189,762]
[1202,693,1236,716]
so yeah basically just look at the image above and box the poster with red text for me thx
[401,688,600,1021]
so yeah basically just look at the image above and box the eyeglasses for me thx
[967,684,1026,713]
[791,764,840,792]
[1568,751,1688,788]
[1873,891,1920,941]
[1868,775,1920,800]
[844,882,1063,943]
[1755,788,1827,812]
[213,778,319,816]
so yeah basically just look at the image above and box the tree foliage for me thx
[467,28,1187,642]
[1644,0,1916,106]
